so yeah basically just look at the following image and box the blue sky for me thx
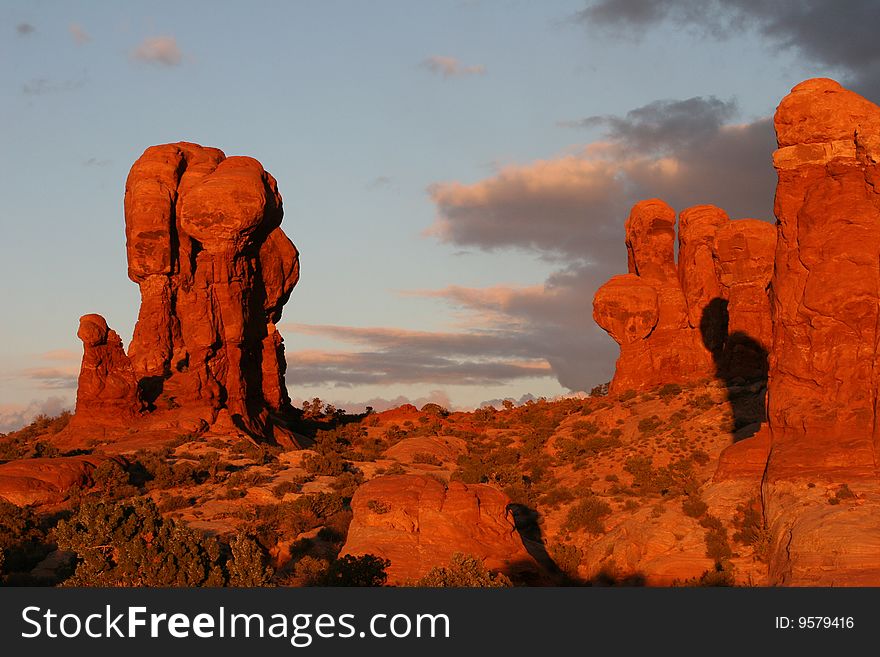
[1,1,873,430]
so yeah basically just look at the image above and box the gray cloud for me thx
[425,94,777,392]
[16,22,35,36]
[566,96,738,153]
[577,0,880,99]
[414,266,617,391]
[280,324,553,388]
[20,367,78,390]
[428,96,774,263]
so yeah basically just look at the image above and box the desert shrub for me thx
[412,553,511,588]
[538,487,575,509]
[303,451,349,477]
[590,382,610,397]
[272,480,303,498]
[227,532,274,586]
[322,554,389,587]
[658,383,683,400]
[548,543,583,580]
[690,449,711,465]
[226,469,270,488]
[624,456,695,498]
[330,470,364,498]
[55,498,227,587]
[89,459,140,499]
[412,452,443,466]
[618,390,637,402]
[680,561,735,586]
[420,403,449,417]
[563,496,612,534]
[829,483,856,504]
[682,495,708,519]
[732,498,770,562]
[692,394,716,411]
[0,500,52,580]
[637,415,663,435]
[289,555,329,586]
[157,495,194,512]
[699,514,733,562]
[571,420,600,435]
[367,499,390,514]
[384,462,406,476]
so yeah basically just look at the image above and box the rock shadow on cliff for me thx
[699,297,768,440]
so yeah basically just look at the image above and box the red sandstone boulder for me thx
[0,455,110,506]
[340,474,538,584]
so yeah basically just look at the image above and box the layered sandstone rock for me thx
[69,314,140,426]
[0,455,110,506]
[60,142,301,447]
[593,200,775,391]
[125,143,299,441]
[340,474,538,584]
[759,78,880,584]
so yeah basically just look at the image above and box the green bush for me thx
[412,452,443,466]
[0,500,52,580]
[322,554,389,587]
[658,383,683,400]
[55,498,227,587]
[413,553,511,588]
[563,496,612,534]
[227,532,274,587]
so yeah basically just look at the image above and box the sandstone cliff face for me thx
[593,201,775,392]
[340,474,538,584]
[61,142,300,448]
[759,78,880,584]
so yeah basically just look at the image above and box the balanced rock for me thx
[340,474,538,584]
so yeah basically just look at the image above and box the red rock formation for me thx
[756,78,880,584]
[69,314,140,426]
[712,220,775,380]
[594,200,775,391]
[59,142,301,447]
[0,455,111,506]
[768,78,880,479]
[340,474,539,584]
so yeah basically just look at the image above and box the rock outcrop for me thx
[126,143,299,440]
[0,455,110,506]
[758,78,880,584]
[593,201,775,392]
[69,314,141,428]
[59,142,301,448]
[340,474,539,584]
